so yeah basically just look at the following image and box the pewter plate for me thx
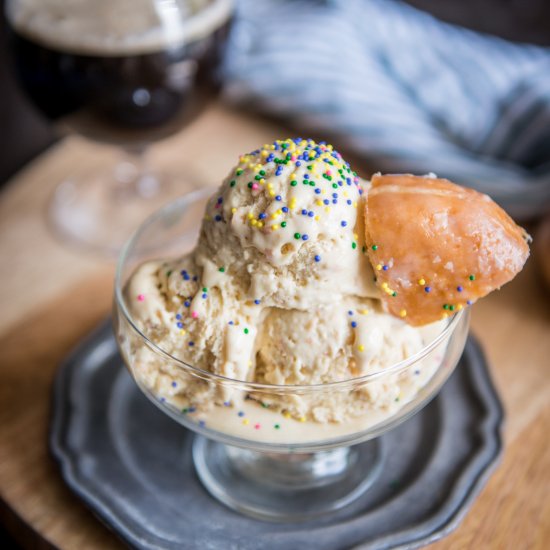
[50,320,503,549]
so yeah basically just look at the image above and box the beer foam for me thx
[8,0,233,56]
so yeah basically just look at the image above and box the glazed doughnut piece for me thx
[364,174,530,326]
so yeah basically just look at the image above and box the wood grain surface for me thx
[0,103,548,550]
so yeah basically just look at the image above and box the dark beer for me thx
[7,0,232,144]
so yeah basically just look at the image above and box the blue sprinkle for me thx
[308,211,314,217]
[341,221,347,227]
[304,174,310,180]
[238,411,245,417]
[176,313,182,320]
[347,199,352,205]
[282,206,289,213]
[198,420,206,427]
[315,188,321,194]
[229,320,234,325]
[188,406,196,413]
[171,381,177,387]
[302,234,309,241]
[348,310,353,316]
[346,178,351,185]
[351,321,357,328]
[467,300,473,305]
[301,209,308,215]
[332,193,338,198]
[160,397,166,403]
[188,341,195,346]
[184,301,190,307]
[382,265,389,271]
[177,322,183,328]
[338,181,343,186]
[323,199,330,205]
[424,287,431,293]
[414,370,421,375]
[254,299,261,305]
[259,212,267,220]
[267,153,275,162]
[296,161,302,166]
[332,199,338,204]
[314,255,321,262]
[275,195,282,201]
[224,401,231,406]
[192,276,198,281]
[214,215,222,222]
[457,286,463,292]
[202,293,207,299]
[358,189,364,195]
[217,197,223,204]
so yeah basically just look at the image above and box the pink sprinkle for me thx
[326,170,331,175]
[254,423,261,430]
[290,155,296,161]
[251,183,259,190]
[137,294,145,302]
[191,311,198,319]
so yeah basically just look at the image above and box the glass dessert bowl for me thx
[114,191,470,522]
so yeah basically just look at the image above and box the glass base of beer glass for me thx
[49,155,197,256]
[192,436,385,522]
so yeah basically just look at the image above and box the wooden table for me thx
[1,103,549,549]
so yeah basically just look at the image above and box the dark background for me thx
[1,0,549,547]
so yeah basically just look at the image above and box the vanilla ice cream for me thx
[123,138,447,442]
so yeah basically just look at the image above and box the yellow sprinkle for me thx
[261,150,268,157]
[344,191,349,198]
[283,412,292,419]
[180,330,186,335]
[248,360,253,366]
[314,215,320,221]
[316,200,323,206]
[359,309,369,315]
[204,215,211,221]
[354,233,358,240]
[270,144,275,150]
[277,209,283,215]
[381,282,389,289]
[269,191,275,197]
[243,419,250,426]
[353,202,358,208]
[399,309,407,318]
[376,264,382,271]
[259,178,265,184]
[418,278,426,285]
[267,182,273,188]
[457,304,463,311]
[290,173,297,179]
[250,219,257,226]
[441,313,449,319]
[257,221,263,228]
[357,344,365,352]
[272,224,279,231]
[248,163,255,169]
[325,207,331,213]
[299,416,306,423]
[231,207,236,214]
[247,212,254,219]
[271,213,278,219]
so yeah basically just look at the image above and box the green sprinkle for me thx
[302,180,308,185]
[202,287,208,293]
[236,169,243,176]
[218,267,225,273]
[259,170,266,176]
[294,232,301,240]
[307,165,313,170]
[352,242,357,249]
[247,182,252,188]
[261,402,269,408]
[309,181,315,186]
[244,328,249,334]
[291,180,297,187]
[274,424,281,430]
[372,245,378,251]
[392,292,397,297]
[449,305,456,311]
[281,221,287,228]
[469,274,476,281]
[332,183,338,189]
[254,175,262,181]
[166,270,172,277]
[443,304,449,310]
[362,246,366,253]
[182,408,189,414]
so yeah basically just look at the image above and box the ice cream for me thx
[122,138,451,442]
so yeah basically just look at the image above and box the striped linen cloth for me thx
[222,0,550,218]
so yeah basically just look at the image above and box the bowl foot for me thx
[192,435,385,522]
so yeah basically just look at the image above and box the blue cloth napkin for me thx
[222,0,550,218]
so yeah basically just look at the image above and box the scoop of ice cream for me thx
[195,138,378,310]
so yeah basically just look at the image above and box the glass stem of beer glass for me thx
[114,146,161,201]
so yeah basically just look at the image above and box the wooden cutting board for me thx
[0,103,549,550]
